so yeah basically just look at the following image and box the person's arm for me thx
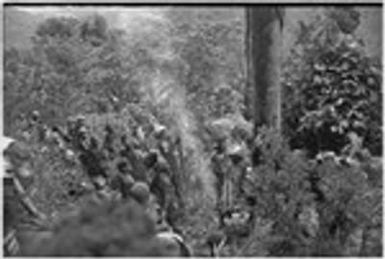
[12,176,47,221]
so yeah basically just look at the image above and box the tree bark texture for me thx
[245,6,284,134]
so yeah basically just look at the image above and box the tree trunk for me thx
[245,7,284,134]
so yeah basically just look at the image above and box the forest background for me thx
[3,5,383,256]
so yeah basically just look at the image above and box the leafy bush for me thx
[282,9,382,156]
[241,127,315,255]
[242,127,382,256]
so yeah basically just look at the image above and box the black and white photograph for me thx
[2,2,383,256]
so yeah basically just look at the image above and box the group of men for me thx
[3,111,191,256]
[4,110,264,256]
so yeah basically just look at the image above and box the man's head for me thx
[3,139,33,179]
[92,175,107,190]
[31,110,40,122]
[227,143,246,165]
[2,137,16,178]
[130,181,150,205]
[143,150,158,169]
[75,115,86,124]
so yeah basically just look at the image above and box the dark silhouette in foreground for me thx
[23,199,190,256]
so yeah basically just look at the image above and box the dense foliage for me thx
[282,9,382,156]
[241,127,382,256]
[3,7,382,257]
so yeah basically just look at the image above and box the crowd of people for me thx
[3,111,260,256]
[3,111,194,256]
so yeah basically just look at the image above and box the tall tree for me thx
[245,6,284,133]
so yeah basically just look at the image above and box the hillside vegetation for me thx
[3,6,382,256]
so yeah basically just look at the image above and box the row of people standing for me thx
[3,110,191,256]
